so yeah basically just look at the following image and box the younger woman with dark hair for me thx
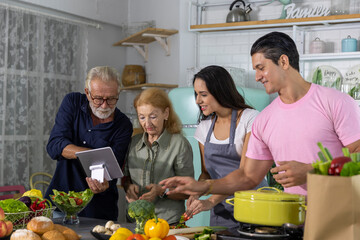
[185,65,267,231]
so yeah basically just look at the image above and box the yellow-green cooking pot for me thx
[226,187,306,226]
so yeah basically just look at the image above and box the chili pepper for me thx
[328,156,351,176]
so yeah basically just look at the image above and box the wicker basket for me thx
[4,207,55,230]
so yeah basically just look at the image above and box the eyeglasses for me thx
[88,92,118,106]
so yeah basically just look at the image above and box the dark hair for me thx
[250,32,299,72]
[193,65,253,121]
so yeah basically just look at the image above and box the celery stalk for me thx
[342,147,350,157]
[317,142,332,162]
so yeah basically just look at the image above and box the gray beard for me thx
[89,102,115,119]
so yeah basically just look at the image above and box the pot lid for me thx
[234,187,305,202]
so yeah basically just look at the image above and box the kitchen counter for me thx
[53,217,135,240]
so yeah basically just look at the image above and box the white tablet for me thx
[75,147,124,182]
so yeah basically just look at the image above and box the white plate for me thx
[175,236,190,240]
[344,64,360,84]
[307,65,342,90]
[343,64,360,98]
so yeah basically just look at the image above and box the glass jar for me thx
[331,0,350,15]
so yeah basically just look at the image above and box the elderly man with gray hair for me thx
[45,66,132,220]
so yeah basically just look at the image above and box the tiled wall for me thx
[194,0,360,92]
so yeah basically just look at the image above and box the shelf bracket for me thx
[142,33,171,56]
[122,43,149,61]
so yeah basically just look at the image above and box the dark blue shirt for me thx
[45,92,132,220]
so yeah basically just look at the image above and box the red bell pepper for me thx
[328,156,351,175]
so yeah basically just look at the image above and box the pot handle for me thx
[229,0,245,10]
[225,198,235,206]
[257,187,282,193]
[301,203,307,211]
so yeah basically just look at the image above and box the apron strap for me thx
[205,109,238,144]
[229,109,238,145]
[205,115,217,142]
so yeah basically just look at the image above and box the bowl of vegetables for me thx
[50,189,93,225]
[1,189,54,230]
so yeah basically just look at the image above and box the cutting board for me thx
[169,227,222,239]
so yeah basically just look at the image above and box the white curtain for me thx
[0,5,88,191]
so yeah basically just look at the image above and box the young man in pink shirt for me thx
[160,31,360,197]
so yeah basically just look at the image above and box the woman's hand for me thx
[185,197,214,219]
[86,177,109,194]
[139,184,162,202]
[125,184,140,203]
[186,195,199,208]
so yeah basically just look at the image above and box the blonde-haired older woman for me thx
[123,88,194,225]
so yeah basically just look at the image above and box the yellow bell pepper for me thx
[149,238,162,240]
[144,218,169,239]
[109,233,129,240]
[23,189,43,199]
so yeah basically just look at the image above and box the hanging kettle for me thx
[226,0,252,23]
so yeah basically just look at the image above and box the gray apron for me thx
[204,109,267,230]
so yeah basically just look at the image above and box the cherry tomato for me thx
[75,198,83,205]
[163,235,177,240]
[127,234,145,240]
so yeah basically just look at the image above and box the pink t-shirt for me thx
[246,84,360,195]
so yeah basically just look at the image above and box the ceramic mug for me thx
[342,35,357,52]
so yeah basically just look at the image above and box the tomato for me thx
[75,198,83,205]
[127,234,145,240]
[141,234,149,240]
[163,235,177,240]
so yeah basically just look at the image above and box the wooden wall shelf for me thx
[113,28,178,61]
[189,14,360,32]
[120,83,178,91]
